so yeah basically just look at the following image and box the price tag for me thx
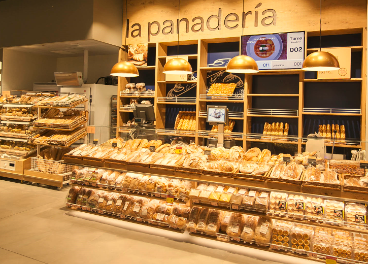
[87,126,95,134]
[175,147,182,154]
[149,146,156,152]
[238,189,246,195]
[217,234,229,242]
[283,154,291,163]
[334,209,344,219]
[232,204,239,210]
[141,208,147,216]
[93,139,98,145]
[314,205,324,215]
[107,200,113,206]
[227,187,236,194]
[308,157,317,166]
[133,203,141,212]
[355,214,366,223]
[325,256,337,264]
[360,161,368,169]
[295,202,305,210]
[248,191,256,197]
[278,201,287,210]
[112,142,117,148]
[166,194,174,204]
[98,198,104,203]
[116,200,122,206]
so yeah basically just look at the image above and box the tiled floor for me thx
[0,178,285,264]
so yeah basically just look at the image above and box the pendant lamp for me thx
[110,0,139,77]
[226,0,259,74]
[302,0,339,71]
[163,0,192,75]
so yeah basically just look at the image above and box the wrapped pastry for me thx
[220,211,233,232]
[312,227,333,255]
[254,217,272,246]
[219,186,237,204]
[140,199,161,220]
[86,190,100,209]
[332,230,353,259]
[290,224,314,254]
[269,192,288,215]
[229,146,245,161]
[287,194,306,219]
[305,197,324,221]
[97,191,109,211]
[243,147,261,161]
[269,163,286,179]
[353,233,368,262]
[325,200,344,225]
[113,195,127,215]
[239,162,258,174]
[105,193,119,213]
[241,215,259,243]
[345,202,367,228]
[205,209,221,236]
[271,220,292,249]
[230,188,246,207]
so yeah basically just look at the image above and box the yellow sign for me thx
[326,256,337,264]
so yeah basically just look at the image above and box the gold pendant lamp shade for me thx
[110,61,139,77]
[226,55,259,74]
[163,58,192,75]
[302,51,340,71]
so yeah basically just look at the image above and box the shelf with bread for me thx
[66,173,368,264]
[116,29,366,158]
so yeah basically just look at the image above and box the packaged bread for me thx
[241,215,259,243]
[269,192,288,215]
[76,188,87,206]
[312,227,333,255]
[269,163,286,179]
[345,202,367,228]
[271,220,292,249]
[218,160,239,173]
[67,186,81,204]
[86,190,100,209]
[130,197,149,218]
[196,207,210,232]
[305,197,325,221]
[254,192,269,212]
[242,189,256,209]
[145,176,158,192]
[155,177,169,194]
[113,195,127,214]
[219,186,237,203]
[239,161,258,174]
[140,199,161,220]
[97,191,109,211]
[115,173,126,189]
[281,161,304,180]
[188,206,202,230]
[205,209,221,236]
[219,211,233,232]
[230,188,246,206]
[208,186,223,202]
[304,166,322,182]
[226,213,244,238]
[254,217,272,246]
[325,200,344,225]
[121,196,135,217]
[252,164,271,176]
[105,193,119,212]
[128,173,142,190]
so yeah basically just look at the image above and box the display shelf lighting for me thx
[110,0,139,78]
[163,0,192,75]
[302,0,339,71]
[226,0,259,74]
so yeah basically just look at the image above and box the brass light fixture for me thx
[302,0,339,71]
[110,0,139,77]
[163,0,192,75]
[226,0,259,74]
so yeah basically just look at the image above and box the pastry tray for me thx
[35,98,88,108]
[1,115,36,121]
[342,175,368,193]
[34,116,87,131]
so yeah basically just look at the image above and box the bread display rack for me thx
[64,138,368,264]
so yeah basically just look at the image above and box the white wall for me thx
[92,0,124,47]
[56,54,118,84]
[2,49,57,91]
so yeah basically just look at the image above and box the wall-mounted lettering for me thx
[128,3,277,41]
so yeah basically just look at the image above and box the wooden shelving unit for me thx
[116,29,366,155]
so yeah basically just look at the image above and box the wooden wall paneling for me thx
[196,40,206,144]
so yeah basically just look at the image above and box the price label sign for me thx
[149,146,156,152]
[204,150,211,156]
[283,154,291,163]
[360,161,368,169]
[326,256,337,264]
[93,139,98,145]
[308,157,317,166]
[112,142,117,148]
[175,147,182,154]
[166,194,174,204]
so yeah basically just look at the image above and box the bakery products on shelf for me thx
[207,83,237,95]
[174,111,196,131]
